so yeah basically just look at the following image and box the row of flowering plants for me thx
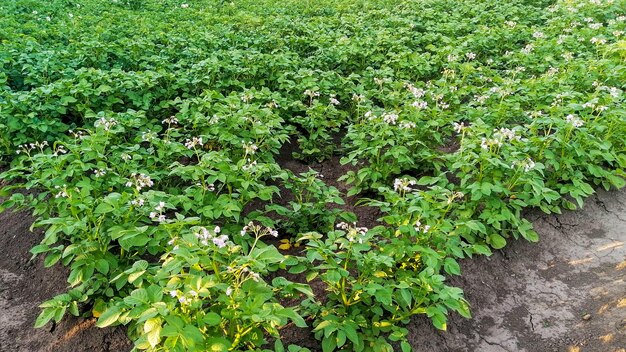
[1,0,626,351]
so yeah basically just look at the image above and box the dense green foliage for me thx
[1,0,625,351]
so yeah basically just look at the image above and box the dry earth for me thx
[410,189,626,352]
[1,187,625,351]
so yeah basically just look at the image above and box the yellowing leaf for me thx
[278,239,292,250]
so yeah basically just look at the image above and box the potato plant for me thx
[1,0,625,351]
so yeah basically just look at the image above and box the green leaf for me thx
[275,340,285,352]
[313,320,333,332]
[488,234,507,249]
[251,245,285,263]
[336,330,347,348]
[95,259,110,274]
[322,336,337,352]
[205,337,231,351]
[481,182,492,196]
[401,341,412,352]
[343,323,359,346]
[473,244,492,256]
[96,306,121,328]
[203,312,221,326]
[443,257,461,275]
[279,308,307,328]
[44,252,62,268]
[94,202,114,214]
[34,308,56,328]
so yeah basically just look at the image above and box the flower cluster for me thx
[452,122,469,134]
[141,131,157,142]
[69,130,86,139]
[243,141,258,155]
[194,226,230,248]
[52,145,68,156]
[54,185,69,199]
[95,117,118,131]
[149,201,167,223]
[393,178,417,193]
[336,222,368,243]
[196,182,216,191]
[241,159,258,172]
[399,121,416,129]
[239,221,279,238]
[125,173,154,191]
[162,116,179,125]
[16,141,48,155]
[267,100,279,109]
[382,112,399,125]
[130,198,145,207]
[184,137,204,149]
[304,89,320,99]
[565,114,584,128]
[494,127,521,142]
[406,83,426,98]
[414,220,431,233]
[514,158,537,172]
[411,101,428,109]
[241,92,254,103]
[168,289,195,305]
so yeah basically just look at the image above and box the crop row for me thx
[1,0,625,351]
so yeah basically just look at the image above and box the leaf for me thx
[251,245,285,263]
[144,317,162,333]
[128,270,146,284]
[96,306,121,328]
[321,337,337,352]
[203,312,221,326]
[343,323,359,346]
[313,320,333,332]
[443,257,461,275]
[95,259,110,274]
[91,299,106,318]
[473,244,492,256]
[275,340,285,352]
[94,202,114,215]
[34,308,56,328]
[376,287,393,306]
[427,307,447,331]
[147,324,162,348]
[278,239,292,250]
[524,229,539,242]
[488,234,507,249]
[205,337,231,351]
[293,284,314,298]
[401,341,412,352]
[44,252,62,268]
[124,288,149,305]
[97,84,113,94]
[279,308,307,328]
[480,182,492,196]
[336,330,347,348]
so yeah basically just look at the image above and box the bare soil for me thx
[1,159,625,352]
[409,189,626,352]
[0,208,132,352]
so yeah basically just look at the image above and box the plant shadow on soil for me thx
[1,142,625,351]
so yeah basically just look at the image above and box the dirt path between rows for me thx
[1,188,624,351]
[411,189,626,352]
